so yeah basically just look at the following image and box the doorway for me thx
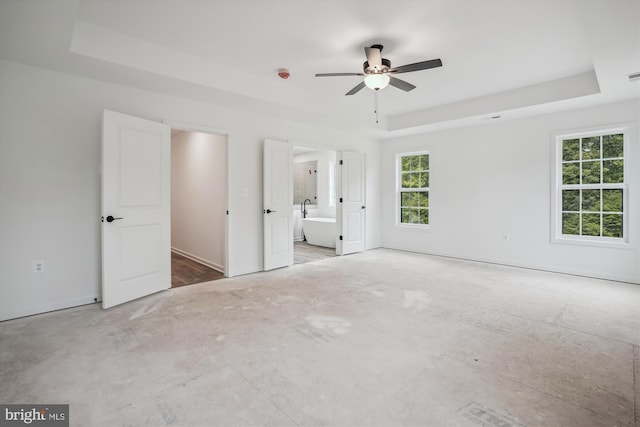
[170,128,227,287]
[292,146,338,264]
[262,140,366,272]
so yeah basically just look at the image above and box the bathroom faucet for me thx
[302,199,312,218]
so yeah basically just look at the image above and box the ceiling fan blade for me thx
[365,46,382,69]
[315,72,364,77]
[389,76,416,92]
[345,81,366,96]
[389,58,442,74]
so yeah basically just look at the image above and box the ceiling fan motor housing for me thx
[364,58,391,74]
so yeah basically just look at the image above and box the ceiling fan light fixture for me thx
[364,73,390,90]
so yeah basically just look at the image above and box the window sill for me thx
[551,235,633,250]
[396,223,430,230]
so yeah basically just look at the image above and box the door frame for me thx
[164,120,230,277]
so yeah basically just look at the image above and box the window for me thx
[398,152,429,226]
[554,127,628,244]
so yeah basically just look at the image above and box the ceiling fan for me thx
[315,44,442,96]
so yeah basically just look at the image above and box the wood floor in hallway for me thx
[171,251,224,288]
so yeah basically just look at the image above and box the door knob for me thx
[106,215,123,223]
[265,209,276,214]
[361,205,366,209]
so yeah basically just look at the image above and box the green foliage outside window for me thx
[560,133,624,239]
[603,160,624,183]
[400,153,429,225]
[581,161,600,184]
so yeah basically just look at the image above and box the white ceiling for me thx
[0,0,638,137]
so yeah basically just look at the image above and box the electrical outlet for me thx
[33,260,45,273]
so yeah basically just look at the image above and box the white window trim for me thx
[396,151,430,229]
[550,123,636,249]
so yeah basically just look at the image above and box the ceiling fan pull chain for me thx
[374,90,379,124]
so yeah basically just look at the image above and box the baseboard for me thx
[0,295,99,322]
[379,246,640,285]
[171,247,224,273]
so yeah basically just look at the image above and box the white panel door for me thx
[102,110,171,308]
[338,151,366,255]
[263,139,293,270]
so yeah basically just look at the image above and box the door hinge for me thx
[226,210,229,215]
[339,160,343,165]
[339,235,343,241]
[339,197,343,203]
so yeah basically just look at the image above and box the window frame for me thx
[551,124,632,248]
[396,151,430,228]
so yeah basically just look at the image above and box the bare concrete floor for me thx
[1,249,638,426]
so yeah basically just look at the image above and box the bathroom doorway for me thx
[292,145,338,264]
[170,128,228,287]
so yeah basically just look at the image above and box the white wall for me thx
[381,100,640,283]
[171,130,227,272]
[0,59,381,320]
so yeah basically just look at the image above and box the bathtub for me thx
[302,217,336,248]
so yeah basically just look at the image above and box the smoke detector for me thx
[278,68,290,79]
